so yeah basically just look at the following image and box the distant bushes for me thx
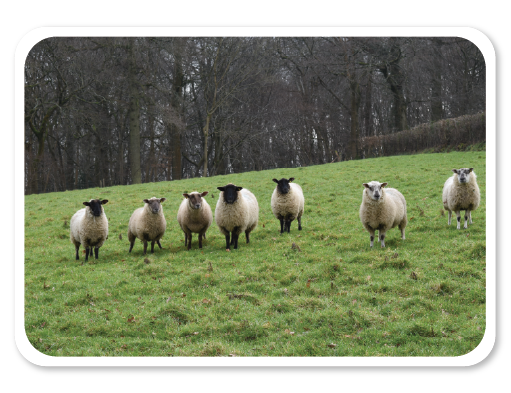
[360,113,486,158]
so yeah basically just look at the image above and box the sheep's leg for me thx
[279,218,284,234]
[225,232,231,250]
[157,240,162,249]
[94,247,99,259]
[287,220,291,233]
[75,244,80,260]
[184,232,188,247]
[469,211,473,224]
[188,233,192,251]
[245,230,250,244]
[455,211,461,229]
[298,216,302,230]
[464,210,470,228]
[143,241,148,255]
[203,233,206,240]
[199,233,203,249]
[379,231,386,248]
[129,241,135,253]
[368,228,375,248]
[447,210,452,225]
[399,225,406,240]
[151,241,155,253]
[233,233,239,249]
[85,247,90,261]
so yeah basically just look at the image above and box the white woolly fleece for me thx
[70,204,109,249]
[442,172,480,213]
[359,184,407,238]
[128,198,166,242]
[177,192,213,235]
[271,182,304,222]
[215,188,259,235]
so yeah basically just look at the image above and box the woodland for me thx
[24,37,485,194]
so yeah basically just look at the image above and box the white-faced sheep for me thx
[215,183,259,250]
[128,197,166,254]
[442,168,480,229]
[271,177,305,233]
[177,191,212,250]
[70,199,109,262]
[359,181,407,248]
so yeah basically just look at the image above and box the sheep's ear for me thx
[272,178,279,183]
[143,199,149,204]
[101,199,108,204]
[217,187,225,192]
[381,183,388,188]
[469,168,474,172]
[363,183,370,189]
[236,187,243,191]
[289,177,295,182]
[160,198,166,203]
[183,193,189,199]
[83,202,90,206]
[200,191,209,197]
[452,169,458,174]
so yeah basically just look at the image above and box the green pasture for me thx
[24,151,486,356]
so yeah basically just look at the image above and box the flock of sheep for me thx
[69,168,480,262]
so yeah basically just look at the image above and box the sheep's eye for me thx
[369,187,373,191]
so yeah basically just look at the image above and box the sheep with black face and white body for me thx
[128,197,166,254]
[215,183,259,250]
[271,177,304,234]
[442,168,480,229]
[359,181,407,248]
[70,199,109,262]
[177,191,213,250]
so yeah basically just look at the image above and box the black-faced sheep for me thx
[359,181,407,248]
[70,199,109,262]
[271,177,305,233]
[442,168,480,229]
[215,183,259,250]
[177,191,213,250]
[128,197,166,254]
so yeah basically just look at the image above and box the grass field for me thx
[24,151,486,357]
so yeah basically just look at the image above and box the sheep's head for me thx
[217,184,242,204]
[452,168,474,184]
[183,191,208,209]
[363,181,387,201]
[83,199,108,216]
[273,177,295,194]
[143,197,166,214]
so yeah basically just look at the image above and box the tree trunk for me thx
[349,79,361,159]
[431,38,444,122]
[128,38,142,184]
[203,113,212,177]
[171,38,185,181]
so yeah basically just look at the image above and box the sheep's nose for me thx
[195,204,200,209]
[374,193,380,199]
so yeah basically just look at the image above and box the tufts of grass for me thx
[24,151,486,357]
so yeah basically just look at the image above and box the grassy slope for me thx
[24,151,486,357]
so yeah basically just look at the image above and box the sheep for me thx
[271,177,305,233]
[177,191,213,250]
[215,183,259,250]
[128,197,167,254]
[359,181,407,248]
[442,168,480,229]
[70,199,109,262]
